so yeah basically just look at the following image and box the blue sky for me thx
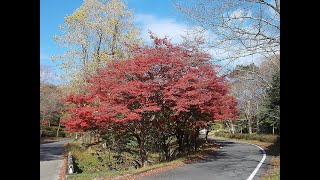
[40,0,191,80]
[41,0,269,83]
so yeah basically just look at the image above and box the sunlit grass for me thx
[66,141,218,180]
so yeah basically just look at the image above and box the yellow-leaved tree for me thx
[53,0,142,94]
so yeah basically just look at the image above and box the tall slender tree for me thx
[53,0,142,94]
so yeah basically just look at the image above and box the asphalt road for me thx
[139,138,272,180]
[40,139,72,180]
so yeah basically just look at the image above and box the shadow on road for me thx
[183,139,273,168]
[40,145,64,161]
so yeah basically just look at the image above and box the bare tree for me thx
[175,0,281,133]
[174,0,280,69]
[228,55,279,133]
[40,65,55,84]
[258,54,280,86]
[229,64,263,133]
[40,65,64,137]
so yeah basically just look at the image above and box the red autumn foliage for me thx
[63,33,238,132]
[62,33,238,166]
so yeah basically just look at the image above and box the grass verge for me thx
[66,142,219,180]
[213,132,278,143]
[260,156,280,180]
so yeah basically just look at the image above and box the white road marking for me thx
[246,143,267,180]
[212,138,267,180]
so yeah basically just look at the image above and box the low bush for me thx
[214,132,278,143]
[67,143,139,173]
[41,130,65,137]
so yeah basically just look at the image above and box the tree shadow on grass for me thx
[72,159,83,173]
[264,136,280,156]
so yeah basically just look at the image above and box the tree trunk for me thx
[56,119,61,137]
[276,0,280,13]
[226,121,235,134]
[110,22,119,57]
[272,124,275,135]
[160,131,171,161]
[248,118,252,134]
[230,122,235,134]
[194,129,200,151]
[139,137,148,167]
[185,134,190,153]
[246,100,253,134]
[225,122,231,133]
[205,129,209,143]
[256,117,259,134]
[161,134,170,161]
[176,129,184,154]
[134,133,148,168]
[96,32,102,64]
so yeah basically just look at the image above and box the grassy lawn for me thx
[209,133,280,180]
[65,141,219,180]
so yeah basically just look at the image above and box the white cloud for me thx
[230,8,252,22]
[134,13,265,73]
[230,9,244,19]
[135,13,219,49]
[135,14,190,44]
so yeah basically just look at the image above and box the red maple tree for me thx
[63,34,238,167]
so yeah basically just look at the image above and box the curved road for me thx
[40,139,72,180]
[139,138,272,180]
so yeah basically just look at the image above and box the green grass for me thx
[66,141,218,180]
[213,132,278,143]
[67,142,140,173]
[67,158,184,180]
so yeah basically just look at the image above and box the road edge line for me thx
[244,142,267,180]
[211,138,267,180]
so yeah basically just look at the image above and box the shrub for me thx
[41,130,65,137]
[67,143,138,173]
[41,130,56,137]
[214,132,278,143]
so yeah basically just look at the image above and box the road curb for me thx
[58,142,69,180]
